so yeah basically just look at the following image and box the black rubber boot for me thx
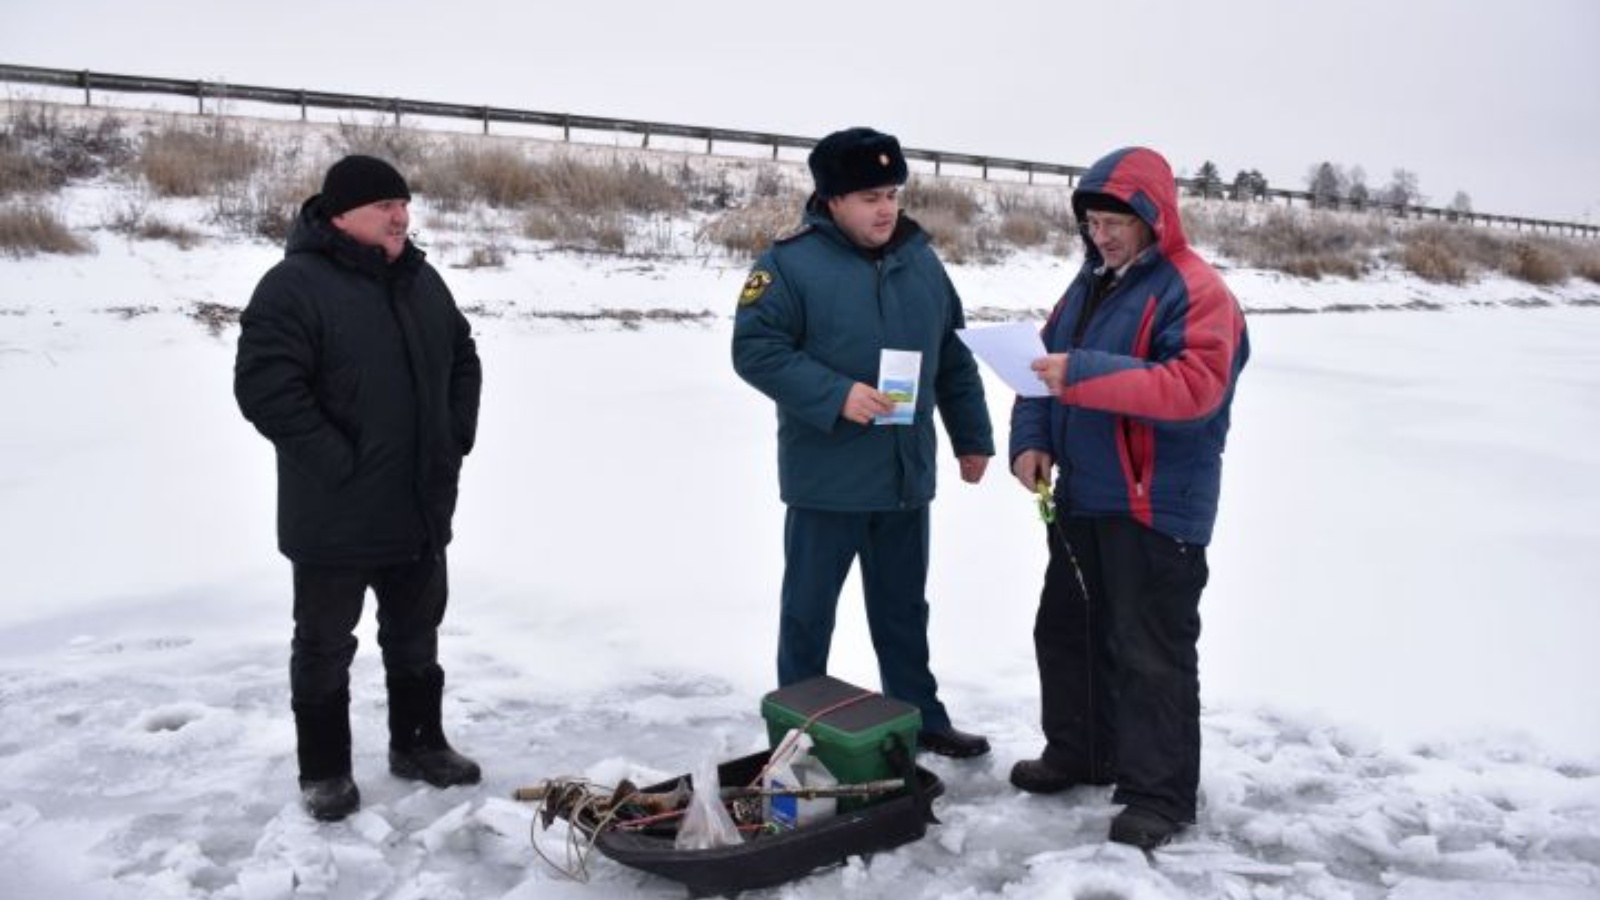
[294,693,359,821]
[387,668,481,788]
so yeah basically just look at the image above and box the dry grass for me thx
[3,104,135,192]
[1400,236,1470,284]
[140,125,267,197]
[418,146,686,255]
[998,208,1053,248]
[1573,245,1600,284]
[1394,223,1594,286]
[460,243,508,269]
[0,138,54,195]
[7,104,135,185]
[698,193,805,257]
[211,165,320,242]
[914,207,1001,265]
[0,203,92,257]
[135,218,203,249]
[903,178,980,225]
[416,143,541,210]
[336,120,430,169]
[523,207,628,253]
[538,155,686,215]
[108,202,204,249]
[1200,206,1389,280]
[1396,224,1502,283]
[1506,239,1569,285]
[1179,200,1255,249]
[10,104,1600,277]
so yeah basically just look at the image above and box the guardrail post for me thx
[197,81,206,115]
[298,90,307,121]
[982,159,990,180]
[80,70,91,106]
[563,115,571,142]
[933,155,942,176]
[482,106,490,135]
[1026,164,1034,185]
[391,99,401,126]
[771,142,779,161]
[642,129,650,149]
[706,136,713,154]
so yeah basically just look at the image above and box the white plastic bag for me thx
[674,756,741,850]
[763,729,838,829]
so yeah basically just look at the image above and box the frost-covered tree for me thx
[1449,191,1472,213]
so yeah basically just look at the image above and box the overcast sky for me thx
[3,0,1597,222]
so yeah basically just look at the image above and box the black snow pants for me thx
[289,553,450,780]
[1033,515,1208,823]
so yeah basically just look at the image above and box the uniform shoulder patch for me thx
[738,269,773,307]
[774,222,813,244]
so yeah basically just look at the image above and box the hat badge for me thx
[879,153,890,167]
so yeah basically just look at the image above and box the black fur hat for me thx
[320,155,411,218]
[808,127,909,198]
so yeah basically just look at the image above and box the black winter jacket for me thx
[235,199,482,566]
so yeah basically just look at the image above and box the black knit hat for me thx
[1073,190,1139,221]
[808,127,909,198]
[320,155,411,218]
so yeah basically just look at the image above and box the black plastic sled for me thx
[581,746,943,897]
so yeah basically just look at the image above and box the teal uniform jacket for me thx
[732,208,994,512]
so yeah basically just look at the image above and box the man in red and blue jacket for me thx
[1008,146,1248,850]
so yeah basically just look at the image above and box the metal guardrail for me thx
[2,62,1594,238]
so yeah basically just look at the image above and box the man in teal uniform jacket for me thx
[733,127,995,758]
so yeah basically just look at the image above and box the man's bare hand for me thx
[1030,353,1070,395]
[1011,449,1054,491]
[842,383,895,425]
[957,454,989,484]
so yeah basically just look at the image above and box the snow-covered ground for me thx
[2,159,1599,899]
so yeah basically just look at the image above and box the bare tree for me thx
[1380,168,1423,209]
[1347,166,1370,210]
[1306,162,1347,208]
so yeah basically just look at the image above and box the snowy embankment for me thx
[1,168,1599,899]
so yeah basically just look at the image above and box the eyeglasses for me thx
[1081,213,1141,235]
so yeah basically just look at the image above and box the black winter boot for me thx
[300,774,361,822]
[917,726,992,759]
[389,746,481,787]
[1109,805,1183,850]
[294,694,360,821]
[387,668,481,788]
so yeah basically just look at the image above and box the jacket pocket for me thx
[1119,416,1154,500]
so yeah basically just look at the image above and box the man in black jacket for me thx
[235,155,483,822]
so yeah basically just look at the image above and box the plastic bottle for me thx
[763,729,838,829]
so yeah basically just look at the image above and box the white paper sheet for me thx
[957,322,1051,397]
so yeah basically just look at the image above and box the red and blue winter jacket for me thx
[1009,147,1248,546]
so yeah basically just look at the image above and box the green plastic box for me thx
[760,675,921,792]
